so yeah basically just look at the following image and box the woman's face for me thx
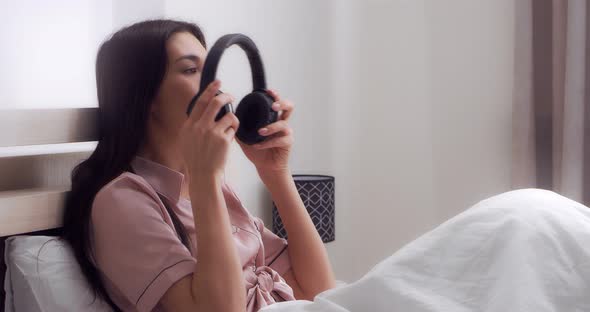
[150,31,207,136]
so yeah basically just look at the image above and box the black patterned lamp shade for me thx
[272,174,335,243]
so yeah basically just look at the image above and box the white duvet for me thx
[261,188,590,312]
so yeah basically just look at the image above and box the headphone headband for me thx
[186,33,267,115]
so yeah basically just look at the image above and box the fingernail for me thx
[259,128,268,134]
[272,103,280,110]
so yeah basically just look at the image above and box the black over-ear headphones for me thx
[185,33,278,145]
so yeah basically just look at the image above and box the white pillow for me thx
[3,235,111,312]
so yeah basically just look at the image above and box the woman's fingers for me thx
[266,89,294,121]
[225,113,240,138]
[202,93,235,124]
[255,119,294,149]
[254,133,294,149]
[188,80,221,122]
[258,120,291,137]
[225,126,236,141]
[272,99,294,121]
[215,111,239,134]
[266,89,281,101]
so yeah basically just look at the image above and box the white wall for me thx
[0,0,112,109]
[329,0,515,282]
[427,0,515,221]
[2,0,517,285]
[329,0,438,282]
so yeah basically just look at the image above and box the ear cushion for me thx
[235,91,278,145]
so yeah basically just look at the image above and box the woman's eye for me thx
[183,68,198,74]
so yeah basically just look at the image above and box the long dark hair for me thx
[60,19,206,311]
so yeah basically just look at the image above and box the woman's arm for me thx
[259,169,336,299]
[160,173,245,311]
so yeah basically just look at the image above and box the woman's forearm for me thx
[190,173,245,311]
[259,169,336,298]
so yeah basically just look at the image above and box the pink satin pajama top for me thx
[90,155,296,311]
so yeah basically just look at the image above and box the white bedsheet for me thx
[261,188,590,312]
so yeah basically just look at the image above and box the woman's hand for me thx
[237,89,295,175]
[179,80,239,180]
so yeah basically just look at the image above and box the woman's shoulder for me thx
[92,171,163,220]
[95,171,156,199]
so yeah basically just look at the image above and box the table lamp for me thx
[272,174,335,243]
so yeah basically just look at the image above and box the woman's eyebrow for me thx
[175,54,200,63]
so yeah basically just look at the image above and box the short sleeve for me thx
[91,175,196,312]
[253,217,291,276]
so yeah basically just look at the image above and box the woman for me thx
[61,19,336,312]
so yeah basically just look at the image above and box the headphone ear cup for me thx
[235,91,278,145]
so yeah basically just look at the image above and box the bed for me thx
[260,187,590,312]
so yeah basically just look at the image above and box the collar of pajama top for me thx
[130,155,295,309]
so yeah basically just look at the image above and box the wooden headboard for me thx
[0,108,99,311]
